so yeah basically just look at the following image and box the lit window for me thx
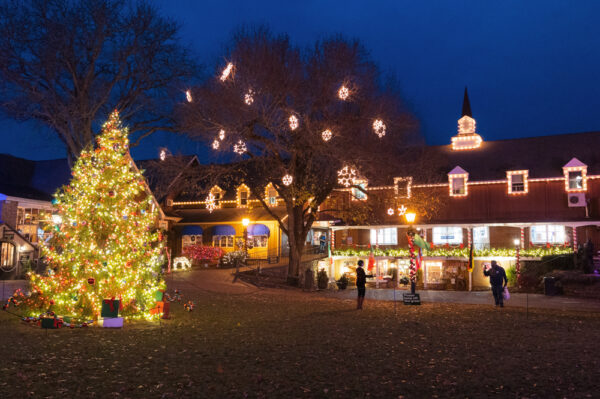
[507,170,529,194]
[182,234,203,249]
[394,177,412,198]
[448,166,468,197]
[563,158,587,192]
[433,227,463,245]
[472,226,489,250]
[0,241,15,266]
[530,225,565,245]
[568,171,583,190]
[451,177,466,195]
[352,182,367,201]
[370,228,398,245]
[249,235,268,248]
[268,188,277,205]
[213,235,234,248]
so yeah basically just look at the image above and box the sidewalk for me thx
[320,287,600,312]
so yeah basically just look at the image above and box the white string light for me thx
[373,119,386,138]
[338,85,349,100]
[337,165,357,188]
[233,140,247,154]
[218,129,225,140]
[220,62,233,81]
[387,208,394,216]
[159,149,167,161]
[282,174,293,186]
[212,140,220,150]
[244,89,254,105]
[205,192,216,213]
[289,115,299,130]
[321,129,332,142]
[185,90,192,103]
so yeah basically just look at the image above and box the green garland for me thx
[333,246,573,258]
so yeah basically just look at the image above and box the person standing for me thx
[356,260,373,310]
[483,260,508,307]
[319,234,327,253]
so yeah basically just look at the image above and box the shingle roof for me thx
[0,154,69,200]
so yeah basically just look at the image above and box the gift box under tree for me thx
[41,317,62,329]
[101,299,120,318]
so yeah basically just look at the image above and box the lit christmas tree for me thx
[29,111,165,320]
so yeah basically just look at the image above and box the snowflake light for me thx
[321,129,332,142]
[220,62,233,81]
[387,208,394,216]
[338,85,349,100]
[337,165,357,188]
[212,140,220,150]
[282,174,293,186]
[185,90,192,103]
[397,205,407,216]
[205,192,216,213]
[159,149,167,161]
[218,129,225,140]
[244,89,254,105]
[373,119,386,138]
[289,115,299,130]
[233,140,247,154]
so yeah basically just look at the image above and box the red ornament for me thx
[88,278,95,285]
[108,191,115,197]
[49,300,55,305]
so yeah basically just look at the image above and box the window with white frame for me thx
[472,226,490,249]
[568,171,583,190]
[267,187,278,205]
[530,225,565,245]
[507,170,528,194]
[353,182,367,200]
[239,190,248,206]
[451,177,466,195]
[370,228,398,245]
[433,227,463,245]
[212,235,234,248]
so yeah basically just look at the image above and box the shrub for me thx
[317,269,328,289]
[337,274,349,290]
[506,265,517,287]
[183,245,224,262]
[219,251,247,268]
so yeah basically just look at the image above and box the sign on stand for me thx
[403,293,421,305]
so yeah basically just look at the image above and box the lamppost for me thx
[514,238,521,288]
[405,212,417,294]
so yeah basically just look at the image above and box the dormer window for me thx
[563,158,587,192]
[237,184,250,207]
[507,170,528,194]
[209,186,224,208]
[352,180,368,201]
[394,177,412,198]
[448,166,468,197]
[240,191,248,205]
[264,183,278,206]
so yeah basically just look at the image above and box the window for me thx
[352,182,367,201]
[394,177,412,198]
[213,235,234,247]
[433,227,463,245]
[563,158,588,192]
[268,187,278,205]
[249,235,268,248]
[451,177,466,195]
[213,192,220,206]
[568,171,583,190]
[472,226,489,250]
[425,261,443,284]
[182,234,202,249]
[530,225,565,245]
[370,228,398,245]
[240,190,248,206]
[0,241,15,267]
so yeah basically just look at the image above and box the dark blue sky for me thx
[2,0,600,160]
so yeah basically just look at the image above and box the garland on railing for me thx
[333,245,573,258]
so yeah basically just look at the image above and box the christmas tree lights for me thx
[28,111,165,321]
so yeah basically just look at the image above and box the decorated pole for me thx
[405,212,417,294]
[514,238,521,288]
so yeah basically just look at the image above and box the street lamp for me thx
[405,212,417,294]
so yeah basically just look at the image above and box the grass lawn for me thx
[1,287,600,398]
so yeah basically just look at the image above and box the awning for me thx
[181,225,203,235]
[212,225,236,236]
[248,223,270,237]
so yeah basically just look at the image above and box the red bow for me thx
[104,297,117,312]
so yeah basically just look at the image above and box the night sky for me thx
[2,0,599,161]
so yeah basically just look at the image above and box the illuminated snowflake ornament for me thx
[233,140,247,154]
[212,140,220,150]
[159,149,167,161]
[338,85,350,100]
[373,119,386,138]
[282,174,293,186]
[397,205,407,216]
[289,115,299,130]
[321,129,332,142]
[185,90,192,103]
[220,62,233,81]
[218,129,225,140]
[387,208,394,216]
[244,89,254,105]
[337,165,358,188]
[205,192,216,213]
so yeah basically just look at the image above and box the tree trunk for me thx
[287,205,308,279]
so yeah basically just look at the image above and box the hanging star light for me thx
[212,140,220,150]
[397,205,407,216]
[205,192,216,213]
[282,174,293,186]
[337,165,357,188]
[220,62,233,81]
[373,119,386,138]
[185,90,193,103]
[338,85,350,100]
[321,129,332,142]
[244,89,254,105]
[289,115,299,130]
[218,129,225,140]
[233,140,247,154]
[387,208,394,216]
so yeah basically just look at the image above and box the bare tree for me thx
[0,0,198,163]
[180,28,418,278]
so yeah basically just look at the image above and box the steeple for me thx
[461,87,472,117]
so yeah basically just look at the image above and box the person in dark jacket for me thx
[483,260,508,307]
[355,260,373,310]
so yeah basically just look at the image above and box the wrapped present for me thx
[161,302,171,319]
[99,317,123,328]
[154,290,164,302]
[41,317,62,329]
[101,298,120,318]
[150,301,164,315]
